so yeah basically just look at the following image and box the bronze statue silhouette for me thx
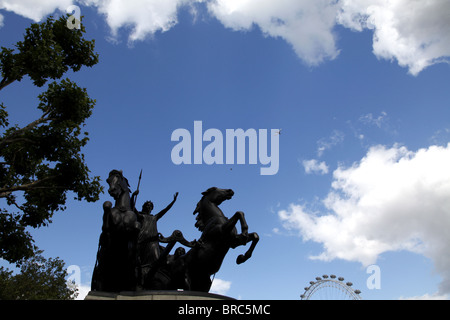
[146,230,195,290]
[91,170,140,292]
[134,192,178,289]
[92,170,192,292]
[181,187,259,292]
[91,171,259,294]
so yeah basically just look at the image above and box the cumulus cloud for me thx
[0,0,73,21]
[83,0,200,42]
[210,278,231,295]
[337,0,450,75]
[207,0,450,73]
[303,159,329,175]
[207,0,340,66]
[279,143,450,295]
[0,0,198,41]
[2,1,449,73]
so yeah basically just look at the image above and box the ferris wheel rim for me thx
[301,275,362,300]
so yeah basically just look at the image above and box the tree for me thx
[0,250,78,300]
[0,15,103,264]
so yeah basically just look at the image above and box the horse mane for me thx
[193,187,218,215]
[201,187,217,196]
[107,169,131,192]
[193,201,201,215]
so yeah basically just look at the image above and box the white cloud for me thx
[1,1,449,73]
[359,111,388,128]
[0,0,198,42]
[75,284,91,300]
[210,278,231,296]
[83,0,199,42]
[430,128,450,146]
[279,143,450,295]
[303,159,329,175]
[337,0,450,75]
[207,0,450,73]
[207,0,340,66]
[317,130,345,157]
[0,0,73,21]
[399,292,449,300]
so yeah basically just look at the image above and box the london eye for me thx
[300,275,362,300]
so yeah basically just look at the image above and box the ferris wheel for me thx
[300,275,362,300]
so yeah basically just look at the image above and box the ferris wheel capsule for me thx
[300,275,362,300]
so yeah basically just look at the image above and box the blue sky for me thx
[1,1,450,300]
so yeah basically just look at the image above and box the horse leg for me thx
[223,212,258,264]
[222,211,248,235]
[189,273,212,292]
[236,232,259,264]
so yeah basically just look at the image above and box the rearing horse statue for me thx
[183,187,259,292]
[91,172,260,294]
[91,170,140,292]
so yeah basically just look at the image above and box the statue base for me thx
[85,290,235,300]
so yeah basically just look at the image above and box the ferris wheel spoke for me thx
[300,275,362,300]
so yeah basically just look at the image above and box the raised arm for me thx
[155,192,178,220]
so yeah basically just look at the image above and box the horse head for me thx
[201,187,234,205]
[106,169,131,200]
[193,187,234,231]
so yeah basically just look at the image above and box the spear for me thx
[134,169,143,207]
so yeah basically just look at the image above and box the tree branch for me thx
[0,175,58,197]
[0,77,15,92]
[0,113,52,148]
[7,195,25,211]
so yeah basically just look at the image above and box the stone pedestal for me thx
[85,290,235,300]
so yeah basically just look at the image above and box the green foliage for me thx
[0,15,98,89]
[0,250,78,300]
[0,15,103,264]
[0,209,34,263]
